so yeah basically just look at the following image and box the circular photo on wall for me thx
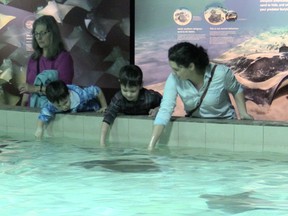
[173,8,192,26]
[204,7,226,25]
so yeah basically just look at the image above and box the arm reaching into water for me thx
[34,120,45,140]
[35,104,57,140]
[148,124,165,151]
[100,122,110,147]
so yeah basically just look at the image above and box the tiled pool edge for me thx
[0,105,288,154]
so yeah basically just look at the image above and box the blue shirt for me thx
[154,63,243,125]
[39,85,101,123]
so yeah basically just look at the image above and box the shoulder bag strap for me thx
[186,64,217,117]
[36,58,40,75]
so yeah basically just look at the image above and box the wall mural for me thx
[0,0,130,105]
[135,0,288,121]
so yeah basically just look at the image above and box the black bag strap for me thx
[36,58,40,75]
[35,58,44,94]
[186,64,217,117]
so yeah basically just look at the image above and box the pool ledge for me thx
[0,105,288,153]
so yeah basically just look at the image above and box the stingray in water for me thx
[200,191,280,214]
[0,136,25,144]
[70,157,160,173]
[0,144,8,153]
[0,137,28,153]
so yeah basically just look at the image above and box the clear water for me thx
[1,134,288,216]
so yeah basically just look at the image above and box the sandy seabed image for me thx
[137,28,288,122]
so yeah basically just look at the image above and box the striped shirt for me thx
[103,88,162,125]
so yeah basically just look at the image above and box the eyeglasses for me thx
[33,31,50,38]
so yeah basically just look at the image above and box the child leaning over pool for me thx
[100,64,162,147]
[35,80,107,139]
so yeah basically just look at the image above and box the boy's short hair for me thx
[46,80,69,103]
[119,65,143,87]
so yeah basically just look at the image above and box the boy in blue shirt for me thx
[35,80,107,139]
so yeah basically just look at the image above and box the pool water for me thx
[0,134,288,216]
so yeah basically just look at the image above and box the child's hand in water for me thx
[34,127,44,141]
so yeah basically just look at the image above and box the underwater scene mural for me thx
[0,0,131,105]
[135,0,288,121]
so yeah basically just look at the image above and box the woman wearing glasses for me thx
[19,15,74,108]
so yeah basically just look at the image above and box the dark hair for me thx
[168,42,209,71]
[46,80,69,103]
[31,15,66,60]
[119,65,143,87]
